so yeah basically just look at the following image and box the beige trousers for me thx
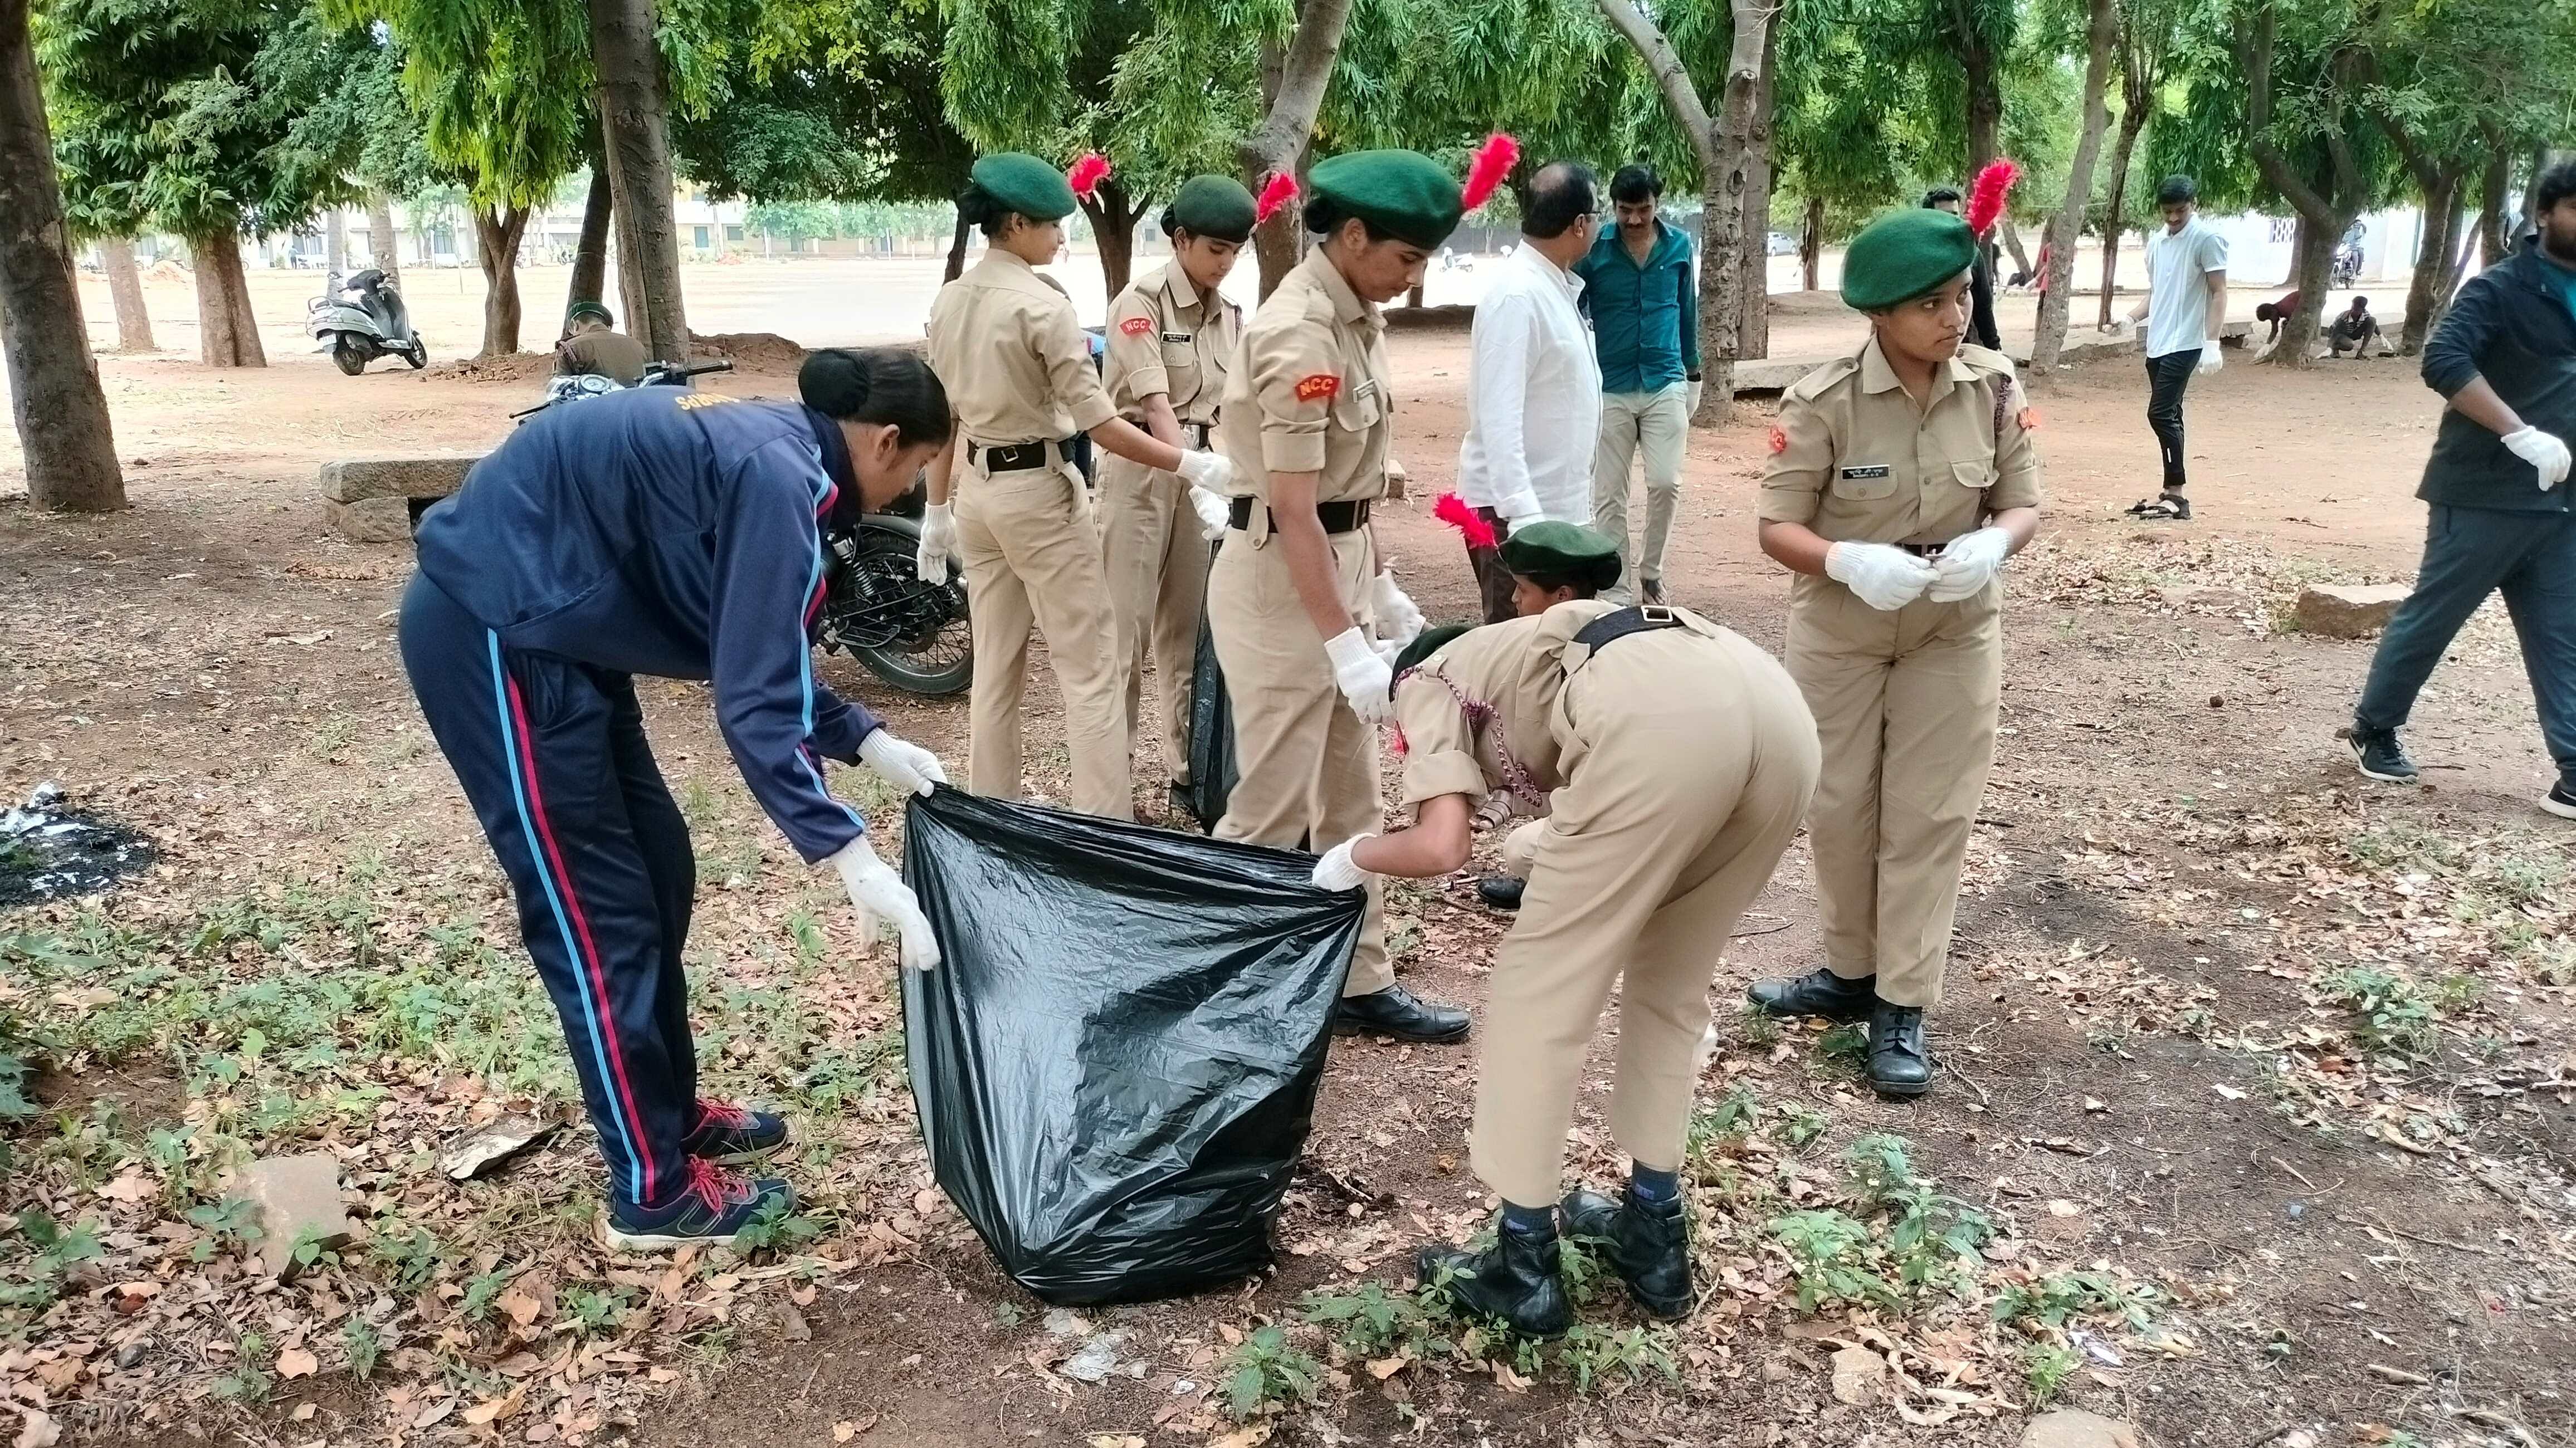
[1783,577,2002,1007]
[1591,384,1689,600]
[1470,635,1820,1207]
[1207,526,1391,997]
[1097,453,1212,787]
[1500,818,1543,878]
[955,455,1133,820]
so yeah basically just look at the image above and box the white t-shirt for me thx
[2143,218,2229,359]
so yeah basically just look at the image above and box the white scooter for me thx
[308,269,428,374]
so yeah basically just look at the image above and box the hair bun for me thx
[955,184,997,227]
[798,348,871,417]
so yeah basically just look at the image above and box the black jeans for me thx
[2145,351,2197,491]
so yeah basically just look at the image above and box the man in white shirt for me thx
[2124,173,2229,520]
[1456,162,1604,623]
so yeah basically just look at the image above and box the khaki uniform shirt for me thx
[556,329,650,387]
[1758,339,2043,544]
[926,250,1118,447]
[1105,263,1240,428]
[1217,247,1393,504]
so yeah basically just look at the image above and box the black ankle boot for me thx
[1417,1218,1571,1339]
[1335,985,1471,1043]
[1560,1185,1691,1320]
[1747,965,1877,1022]
[1867,1002,1932,1097]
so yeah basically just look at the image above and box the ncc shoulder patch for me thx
[1295,373,1340,402]
[1768,424,1789,455]
[1118,315,1155,337]
[2018,406,2042,431]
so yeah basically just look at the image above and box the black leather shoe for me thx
[1475,875,1525,911]
[1418,1220,1571,1339]
[1560,1186,1691,1320]
[1867,1002,1932,1097]
[1335,985,1470,1043]
[1747,966,1877,1022]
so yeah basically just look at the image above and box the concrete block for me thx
[2021,1410,2150,1448]
[320,454,480,504]
[236,1152,352,1278]
[2294,582,2409,638]
[325,495,413,543]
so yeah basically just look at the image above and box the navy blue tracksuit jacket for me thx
[399,387,879,1207]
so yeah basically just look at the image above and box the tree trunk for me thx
[325,209,347,275]
[367,195,402,284]
[2095,107,2146,329]
[187,228,265,368]
[0,0,123,511]
[473,204,531,358]
[100,236,153,353]
[1077,177,1143,308]
[2238,11,2365,370]
[1799,194,1821,291]
[565,166,612,326]
[944,206,971,282]
[2478,138,2511,266]
[2268,212,2344,368]
[2029,0,2115,377]
[1958,16,2001,175]
[1735,11,1777,359]
[586,0,687,361]
[2397,170,2458,356]
[1239,0,1355,299]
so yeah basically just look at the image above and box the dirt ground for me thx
[3,282,2572,1448]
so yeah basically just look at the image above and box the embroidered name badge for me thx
[1162,330,1193,343]
[1295,374,1340,402]
[1838,464,1892,480]
[1118,316,1155,337]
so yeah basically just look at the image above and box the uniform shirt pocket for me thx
[1330,383,1384,434]
[1829,464,1900,501]
[1949,459,1998,490]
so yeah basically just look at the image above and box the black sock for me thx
[1629,1165,1680,1204]
[1500,1200,1557,1239]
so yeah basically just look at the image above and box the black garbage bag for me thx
[1183,603,1239,833]
[900,785,1362,1304]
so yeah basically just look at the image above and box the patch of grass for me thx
[2344,822,2464,872]
[1816,1024,1870,1073]
[1300,1280,1446,1359]
[561,1284,632,1336]
[1557,1324,1677,1397]
[1735,1001,1781,1048]
[2318,965,2472,1061]
[1779,1102,1830,1149]
[728,1197,827,1257]
[1685,1084,1760,1171]
[1215,1325,1323,1421]
[2022,1341,2078,1405]
[1769,1209,1891,1312]
[1993,1270,2158,1332]
[342,1316,386,1379]
[212,1332,272,1403]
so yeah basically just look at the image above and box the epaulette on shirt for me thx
[1953,343,2016,378]
[1786,354,1861,403]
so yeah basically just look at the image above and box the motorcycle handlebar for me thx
[645,359,736,384]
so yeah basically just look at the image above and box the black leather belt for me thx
[1895,541,1950,558]
[1184,421,1214,448]
[1574,605,1689,654]
[970,438,1075,472]
[1227,497,1372,534]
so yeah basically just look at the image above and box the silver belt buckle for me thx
[1638,605,1676,625]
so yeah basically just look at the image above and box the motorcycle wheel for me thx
[333,338,368,376]
[404,341,427,370]
[820,517,973,697]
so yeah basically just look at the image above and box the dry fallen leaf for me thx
[1366,1356,1409,1381]
[275,1347,319,1379]
[14,1410,61,1448]
[461,1388,524,1426]
[832,1416,879,1441]
[1208,1426,1272,1448]
[1086,1436,1146,1448]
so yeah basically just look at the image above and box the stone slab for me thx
[2021,1409,2149,1448]
[325,495,413,544]
[2294,582,2410,638]
[236,1152,353,1278]
[321,454,480,505]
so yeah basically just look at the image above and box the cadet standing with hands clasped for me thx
[921,152,1236,820]
[1747,192,2044,1098]
[1211,143,1527,1043]
[1100,177,1253,816]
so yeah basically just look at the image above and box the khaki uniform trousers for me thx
[1591,383,1689,600]
[1500,818,1543,878]
[1471,636,1819,1207]
[955,453,1133,819]
[1784,576,2002,1007]
[1097,453,1212,787]
[1208,526,1391,998]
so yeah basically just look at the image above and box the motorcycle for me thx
[2330,244,2363,290]
[515,360,974,698]
[309,269,428,374]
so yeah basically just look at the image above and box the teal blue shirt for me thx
[1572,220,1699,394]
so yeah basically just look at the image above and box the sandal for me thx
[2124,492,2192,521]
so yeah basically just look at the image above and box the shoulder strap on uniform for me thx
[1787,355,1860,403]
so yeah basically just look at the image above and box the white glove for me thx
[827,835,940,971]
[1686,378,1704,417]
[1311,835,1378,892]
[858,729,947,798]
[2196,340,2224,375]
[1324,627,1394,724]
[916,502,957,586]
[1824,541,1939,612]
[2502,426,2573,491]
[1927,526,2013,603]
[1188,485,1232,540]
[1174,448,1234,493]
[1370,572,1425,646]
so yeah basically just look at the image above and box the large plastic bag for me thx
[900,785,1362,1304]
[1183,571,1238,833]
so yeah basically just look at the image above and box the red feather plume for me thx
[1255,170,1299,225]
[1067,151,1111,202]
[1461,132,1519,213]
[1965,158,2019,238]
[1433,491,1499,551]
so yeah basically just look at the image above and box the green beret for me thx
[565,300,613,326]
[1390,623,1475,689]
[1167,175,1256,242]
[1310,149,1463,250]
[968,152,1077,222]
[1501,521,1622,592]
[1839,208,1978,311]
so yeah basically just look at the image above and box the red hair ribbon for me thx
[1461,133,1519,213]
[1433,491,1498,551]
[1067,152,1111,202]
[1255,170,1300,226]
[1966,159,2019,238]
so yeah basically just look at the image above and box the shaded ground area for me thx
[2,329,2570,1448]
